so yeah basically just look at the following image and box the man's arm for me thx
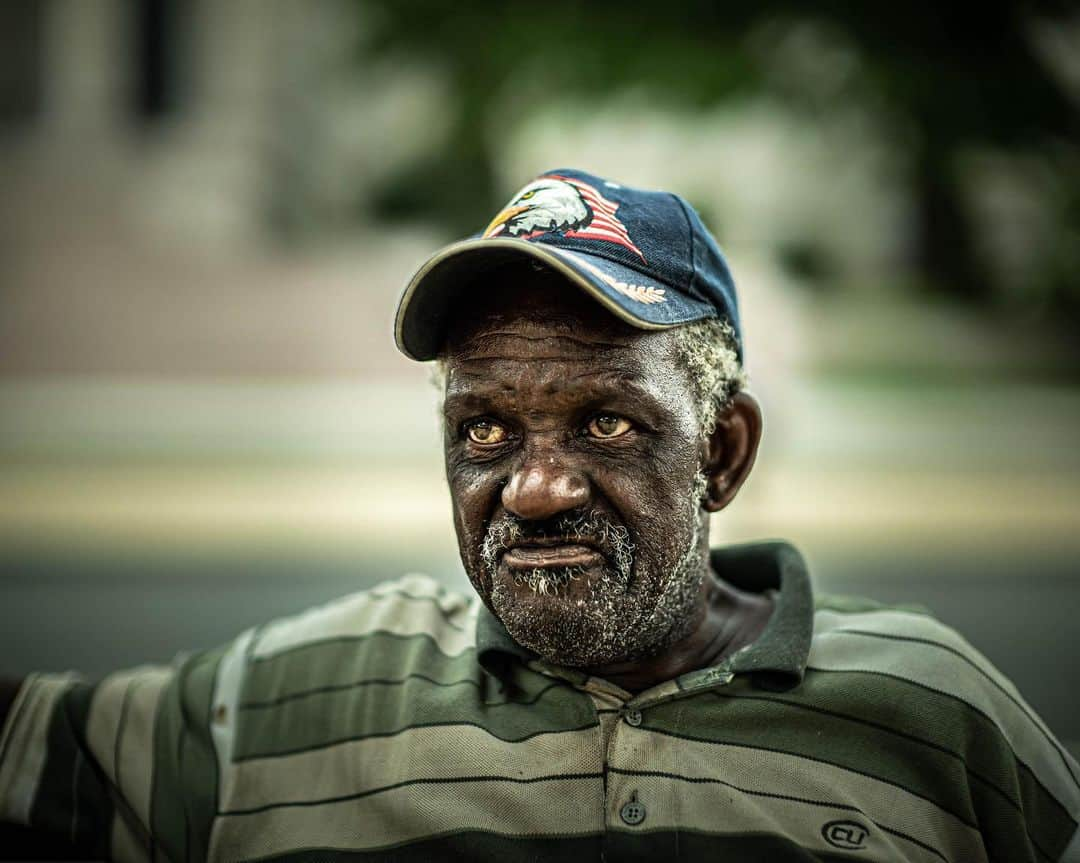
[0,677,87,859]
[0,677,21,729]
[0,645,237,860]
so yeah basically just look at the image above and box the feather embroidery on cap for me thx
[550,249,667,305]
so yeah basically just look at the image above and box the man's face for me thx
[441,271,712,668]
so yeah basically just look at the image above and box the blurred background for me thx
[0,0,1077,755]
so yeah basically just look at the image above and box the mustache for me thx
[480,510,635,581]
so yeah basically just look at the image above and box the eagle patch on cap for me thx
[484,174,646,261]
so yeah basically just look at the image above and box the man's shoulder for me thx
[808,592,1031,721]
[248,573,479,664]
[810,592,1004,694]
[806,593,1080,830]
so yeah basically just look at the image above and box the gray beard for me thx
[480,472,709,668]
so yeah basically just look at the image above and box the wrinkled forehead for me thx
[440,278,692,417]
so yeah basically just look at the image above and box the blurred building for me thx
[0,0,449,378]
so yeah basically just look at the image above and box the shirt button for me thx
[624,709,643,727]
[619,794,647,826]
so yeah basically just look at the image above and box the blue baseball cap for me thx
[394,168,743,361]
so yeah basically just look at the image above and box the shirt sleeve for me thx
[1062,826,1080,862]
[0,645,228,863]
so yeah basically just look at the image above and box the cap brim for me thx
[394,237,717,360]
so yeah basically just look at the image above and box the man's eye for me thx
[466,421,508,445]
[586,415,633,439]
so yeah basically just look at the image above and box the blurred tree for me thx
[358,0,1078,321]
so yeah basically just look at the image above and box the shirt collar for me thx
[710,540,813,690]
[476,603,534,685]
[476,540,814,692]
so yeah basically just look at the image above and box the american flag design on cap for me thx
[396,167,745,363]
[483,173,647,261]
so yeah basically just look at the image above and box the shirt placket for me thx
[602,668,737,860]
[526,663,628,860]
[528,659,741,861]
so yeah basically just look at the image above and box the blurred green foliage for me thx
[359,0,1078,322]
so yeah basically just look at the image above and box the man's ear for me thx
[701,391,762,513]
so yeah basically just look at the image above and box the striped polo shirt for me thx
[1,541,1078,862]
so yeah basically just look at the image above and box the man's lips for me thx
[501,541,603,569]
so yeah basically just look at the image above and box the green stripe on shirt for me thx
[233,668,594,761]
[240,631,484,709]
[149,646,227,863]
[29,679,113,856]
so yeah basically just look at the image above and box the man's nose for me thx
[502,457,589,522]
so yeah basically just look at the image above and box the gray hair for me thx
[671,317,746,436]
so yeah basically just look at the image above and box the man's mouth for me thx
[501,539,603,570]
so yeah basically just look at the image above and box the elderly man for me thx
[1,169,1078,862]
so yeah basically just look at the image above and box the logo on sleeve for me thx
[483,174,646,261]
[822,819,870,850]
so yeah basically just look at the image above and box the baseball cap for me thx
[394,168,743,361]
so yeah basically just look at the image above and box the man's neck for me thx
[582,568,774,694]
